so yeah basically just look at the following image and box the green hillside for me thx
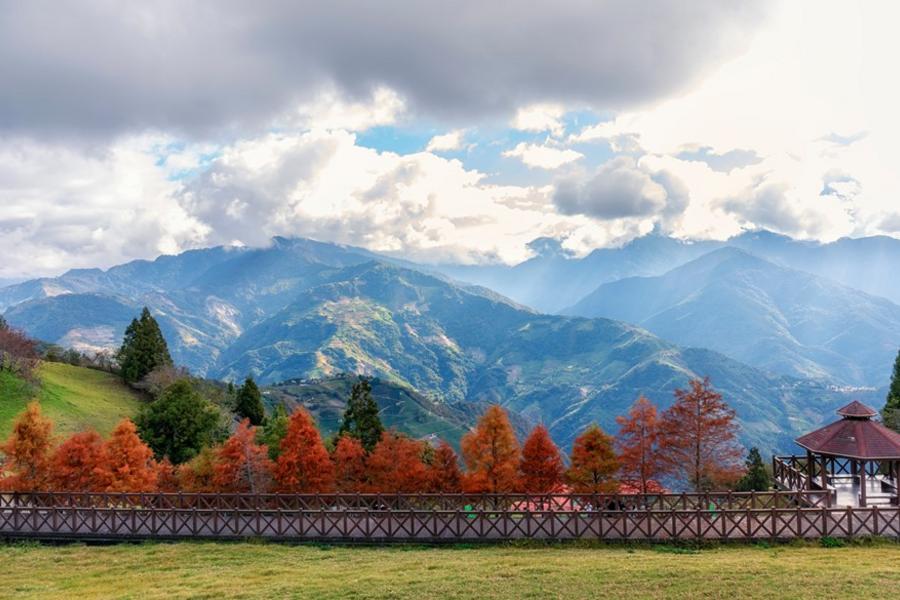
[264,375,531,447]
[0,362,144,438]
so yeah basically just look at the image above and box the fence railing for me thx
[1,491,897,542]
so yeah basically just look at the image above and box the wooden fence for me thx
[2,491,898,542]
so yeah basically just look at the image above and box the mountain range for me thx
[437,230,900,313]
[566,247,900,387]
[1,232,893,453]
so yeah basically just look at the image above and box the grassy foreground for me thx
[0,541,898,599]
[0,362,142,438]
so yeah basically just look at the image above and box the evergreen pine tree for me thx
[338,378,384,452]
[261,404,290,460]
[117,307,173,385]
[136,379,221,464]
[882,349,900,432]
[235,376,266,425]
[0,315,7,330]
[735,447,771,491]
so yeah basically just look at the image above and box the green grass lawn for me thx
[0,362,143,438]
[0,541,897,599]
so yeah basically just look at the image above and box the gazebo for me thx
[791,401,900,507]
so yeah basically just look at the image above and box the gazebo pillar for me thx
[859,460,867,507]
[820,454,830,506]
[806,450,815,490]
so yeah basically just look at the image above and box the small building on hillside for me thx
[774,401,900,507]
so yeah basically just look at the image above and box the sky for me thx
[1,0,899,278]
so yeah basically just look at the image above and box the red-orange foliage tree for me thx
[566,425,619,494]
[177,447,218,492]
[155,457,179,492]
[332,435,368,492]
[427,440,463,493]
[658,377,744,492]
[519,425,564,493]
[460,405,520,493]
[213,419,273,493]
[366,431,429,493]
[105,419,158,492]
[49,430,112,492]
[274,409,334,493]
[0,325,40,378]
[615,396,666,494]
[0,402,54,491]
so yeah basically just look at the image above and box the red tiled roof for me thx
[796,417,900,459]
[836,400,878,418]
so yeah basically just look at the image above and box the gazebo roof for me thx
[796,401,900,460]
[836,400,878,418]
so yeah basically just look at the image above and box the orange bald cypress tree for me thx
[49,430,113,492]
[332,435,368,493]
[615,396,665,494]
[274,409,334,493]
[155,457,179,492]
[213,419,273,493]
[460,405,520,493]
[366,431,429,493]
[177,447,218,492]
[105,419,158,492]
[658,377,744,492]
[427,440,463,493]
[0,402,54,491]
[519,425,564,493]
[566,425,619,494]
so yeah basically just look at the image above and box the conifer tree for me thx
[176,447,218,492]
[427,441,463,493]
[49,430,112,492]
[658,377,744,492]
[615,396,666,494]
[0,402,54,491]
[136,379,221,464]
[338,379,384,452]
[117,307,172,385]
[883,349,900,432]
[566,424,620,494]
[366,431,429,493]
[234,376,265,426]
[213,419,273,493]
[274,409,334,493]
[519,425,564,493]
[261,404,290,460]
[105,419,159,492]
[333,435,368,492]
[460,405,521,493]
[736,447,771,492]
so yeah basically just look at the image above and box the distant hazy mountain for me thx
[436,235,720,313]
[1,236,883,452]
[726,230,900,305]
[566,247,900,387]
[435,230,900,312]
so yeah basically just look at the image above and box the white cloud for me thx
[554,157,669,220]
[281,86,405,131]
[570,0,900,242]
[503,142,583,169]
[0,135,210,277]
[511,104,566,136]
[425,129,466,152]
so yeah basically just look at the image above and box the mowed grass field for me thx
[0,362,143,438]
[0,541,898,599]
